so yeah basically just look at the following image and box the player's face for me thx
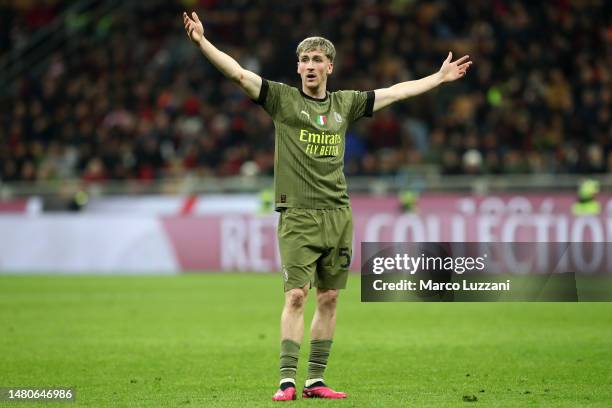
[297,50,333,90]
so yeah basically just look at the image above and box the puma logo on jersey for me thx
[300,110,310,119]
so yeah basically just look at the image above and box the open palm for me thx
[439,52,472,82]
[183,11,204,44]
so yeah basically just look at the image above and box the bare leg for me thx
[310,288,338,339]
[281,285,309,342]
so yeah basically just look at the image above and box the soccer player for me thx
[183,11,471,401]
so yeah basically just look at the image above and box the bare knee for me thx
[317,289,338,311]
[285,288,308,311]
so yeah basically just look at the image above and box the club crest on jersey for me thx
[333,112,343,123]
[316,115,327,126]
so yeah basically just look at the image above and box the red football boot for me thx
[272,386,296,401]
[302,385,347,399]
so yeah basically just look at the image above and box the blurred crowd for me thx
[0,0,610,183]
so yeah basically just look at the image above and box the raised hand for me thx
[438,52,472,82]
[183,11,204,44]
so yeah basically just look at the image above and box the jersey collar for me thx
[300,89,329,102]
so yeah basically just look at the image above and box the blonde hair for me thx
[296,37,336,62]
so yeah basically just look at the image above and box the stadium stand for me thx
[0,0,609,183]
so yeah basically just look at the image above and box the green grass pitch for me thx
[1,274,612,407]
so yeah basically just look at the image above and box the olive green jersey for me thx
[256,79,374,209]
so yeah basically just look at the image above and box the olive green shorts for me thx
[278,207,353,291]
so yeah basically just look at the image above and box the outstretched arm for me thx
[183,11,262,100]
[373,52,472,112]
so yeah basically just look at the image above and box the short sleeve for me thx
[254,79,291,119]
[346,90,375,122]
